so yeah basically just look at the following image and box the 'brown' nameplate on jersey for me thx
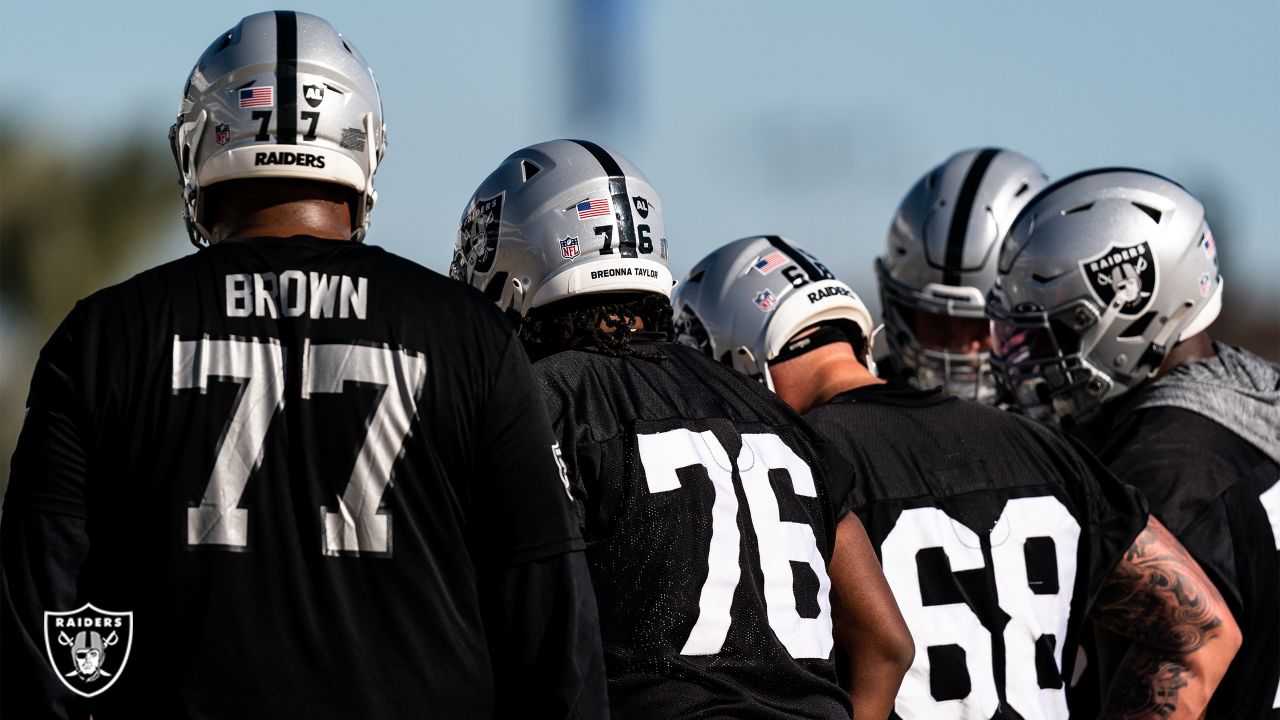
[225,271,368,319]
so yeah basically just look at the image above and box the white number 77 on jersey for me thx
[173,335,426,556]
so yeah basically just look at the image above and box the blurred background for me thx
[2,0,1277,490]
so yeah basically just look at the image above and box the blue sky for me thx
[2,0,1277,314]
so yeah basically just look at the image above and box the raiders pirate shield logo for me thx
[457,192,505,275]
[44,604,133,698]
[1079,241,1157,316]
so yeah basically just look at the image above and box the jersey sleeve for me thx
[1064,435,1150,610]
[815,436,856,522]
[474,332,584,564]
[5,303,91,518]
[489,552,609,719]
[2,304,94,719]
[532,365,602,535]
[1098,411,1258,610]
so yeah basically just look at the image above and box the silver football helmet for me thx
[451,139,672,315]
[987,168,1223,422]
[170,11,387,245]
[877,148,1049,403]
[671,235,875,389]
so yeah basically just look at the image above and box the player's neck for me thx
[1151,332,1215,382]
[214,201,353,243]
[205,180,356,243]
[770,345,885,415]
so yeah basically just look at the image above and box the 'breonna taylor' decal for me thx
[1079,241,1157,316]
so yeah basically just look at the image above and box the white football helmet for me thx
[877,148,1049,403]
[170,11,387,245]
[672,235,875,389]
[451,139,672,316]
[987,168,1223,422]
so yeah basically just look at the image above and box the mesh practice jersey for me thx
[535,341,853,719]
[1083,404,1280,719]
[3,237,584,719]
[804,384,1148,720]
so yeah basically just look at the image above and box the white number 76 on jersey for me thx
[172,335,426,557]
[637,428,833,660]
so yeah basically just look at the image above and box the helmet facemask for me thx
[987,294,1112,423]
[877,258,998,402]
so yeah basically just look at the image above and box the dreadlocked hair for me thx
[519,292,675,362]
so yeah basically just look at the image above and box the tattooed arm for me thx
[1091,516,1241,719]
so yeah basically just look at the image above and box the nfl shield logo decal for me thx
[1079,241,1157,316]
[753,288,777,312]
[215,123,231,145]
[44,604,134,698]
[561,236,580,259]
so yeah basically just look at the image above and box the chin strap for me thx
[866,323,883,377]
[1137,300,1195,373]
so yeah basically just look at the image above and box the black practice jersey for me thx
[535,341,853,719]
[3,238,583,719]
[1081,405,1280,719]
[804,385,1148,720]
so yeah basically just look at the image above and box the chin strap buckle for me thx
[1140,300,1194,375]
